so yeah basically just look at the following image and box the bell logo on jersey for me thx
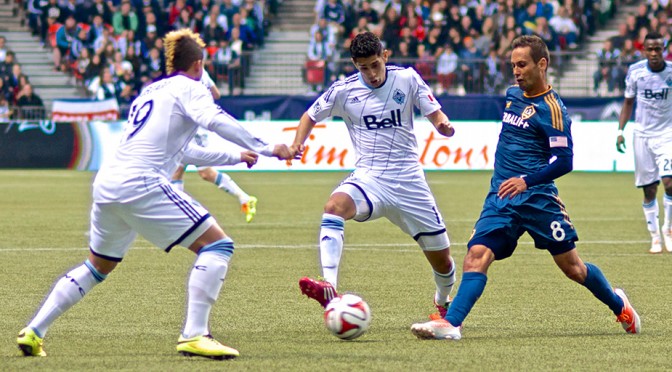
[363,109,402,130]
[644,88,669,100]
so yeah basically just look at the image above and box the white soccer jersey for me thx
[308,66,441,181]
[625,60,672,137]
[200,69,215,89]
[94,74,272,203]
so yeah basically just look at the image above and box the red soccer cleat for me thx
[299,277,337,308]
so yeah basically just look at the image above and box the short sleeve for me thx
[624,66,636,99]
[308,81,344,122]
[411,68,441,116]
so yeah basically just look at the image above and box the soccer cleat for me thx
[649,236,662,254]
[17,327,46,357]
[298,276,337,308]
[241,196,258,223]
[176,334,239,360]
[428,299,451,321]
[614,288,640,334]
[663,230,672,253]
[410,319,462,340]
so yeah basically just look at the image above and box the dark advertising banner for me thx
[218,95,631,122]
[0,121,78,168]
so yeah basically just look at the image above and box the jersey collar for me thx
[523,85,553,98]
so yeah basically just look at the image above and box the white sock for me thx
[663,195,672,233]
[319,213,345,289]
[171,180,185,192]
[434,257,456,306]
[28,260,106,337]
[215,173,249,204]
[643,199,660,237]
[182,239,234,339]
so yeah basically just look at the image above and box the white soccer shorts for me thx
[633,131,672,187]
[89,182,215,261]
[332,170,450,251]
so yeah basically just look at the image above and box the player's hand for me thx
[271,144,295,160]
[435,122,455,137]
[616,135,626,153]
[289,143,305,158]
[240,151,258,169]
[498,177,528,199]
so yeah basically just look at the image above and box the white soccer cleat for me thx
[410,319,462,340]
[649,236,663,254]
[614,288,641,334]
[663,230,672,253]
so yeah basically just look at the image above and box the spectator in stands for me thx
[93,26,115,56]
[535,0,553,20]
[88,15,107,45]
[0,94,12,120]
[534,17,558,52]
[350,17,370,39]
[306,30,332,91]
[617,38,640,91]
[634,4,650,33]
[229,12,256,47]
[84,53,104,87]
[7,63,25,97]
[14,75,31,102]
[70,28,91,63]
[220,0,240,28]
[143,47,164,79]
[16,84,44,120]
[436,43,458,95]
[125,44,142,72]
[624,14,638,40]
[396,26,419,56]
[414,43,435,83]
[424,26,444,57]
[633,27,650,51]
[390,41,414,68]
[380,6,400,49]
[0,51,16,77]
[483,47,503,94]
[95,69,117,100]
[90,0,113,25]
[502,14,522,37]
[549,6,579,49]
[212,38,240,95]
[203,4,229,37]
[168,0,191,29]
[110,50,133,81]
[357,0,379,25]
[458,36,483,93]
[173,7,198,32]
[519,3,538,35]
[142,25,159,57]
[40,0,61,44]
[0,36,7,63]
[593,39,620,96]
[0,77,13,104]
[239,8,262,45]
[54,16,80,72]
[116,67,137,105]
[75,47,91,86]
[26,0,43,38]
[113,0,139,36]
[242,0,265,45]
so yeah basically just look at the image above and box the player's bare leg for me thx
[198,167,257,222]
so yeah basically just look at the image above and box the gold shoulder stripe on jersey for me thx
[544,94,562,132]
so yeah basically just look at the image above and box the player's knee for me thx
[324,199,355,219]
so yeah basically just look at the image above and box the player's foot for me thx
[17,327,46,357]
[177,334,239,360]
[649,236,662,254]
[410,319,462,340]
[428,299,451,321]
[298,276,337,308]
[663,230,672,253]
[241,196,257,223]
[614,288,640,334]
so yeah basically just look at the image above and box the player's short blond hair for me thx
[163,28,205,75]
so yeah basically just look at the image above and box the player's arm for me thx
[209,85,221,100]
[499,111,573,198]
[616,97,635,153]
[291,112,317,156]
[426,109,455,137]
[182,143,259,168]
[185,85,292,160]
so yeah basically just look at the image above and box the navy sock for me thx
[445,272,487,327]
[582,263,624,315]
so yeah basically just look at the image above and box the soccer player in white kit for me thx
[172,68,259,223]
[293,32,457,321]
[617,31,672,254]
[17,29,292,359]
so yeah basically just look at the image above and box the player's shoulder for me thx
[505,84,522,98]
[627,59,649,75]
[386,65,420,80]
[321,75,359,101]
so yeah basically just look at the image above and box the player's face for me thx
[643,39,665,70]
[511,46,547,95]
[352,52,388,88]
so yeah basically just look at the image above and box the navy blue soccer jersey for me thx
[490,85,573,191]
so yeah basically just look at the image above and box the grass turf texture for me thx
[1,170,670,370]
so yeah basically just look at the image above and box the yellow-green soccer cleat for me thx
[17,327,46,357]
[241,196,258,223]
[176,334,239,360]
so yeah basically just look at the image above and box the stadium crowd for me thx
[593,2,672,96]
[20,0,276,107]
[0,35,46,120]
[306,0,621,95]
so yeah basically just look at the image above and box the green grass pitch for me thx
[1,170,671,370]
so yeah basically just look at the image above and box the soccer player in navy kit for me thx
[411,35,641,340]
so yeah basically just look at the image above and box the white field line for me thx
[0,240,654,255]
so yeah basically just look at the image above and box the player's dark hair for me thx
[511,35,550,71]
[350,31,384,59]
[645,31,663,41]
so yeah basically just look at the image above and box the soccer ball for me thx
[324,294,372,340]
